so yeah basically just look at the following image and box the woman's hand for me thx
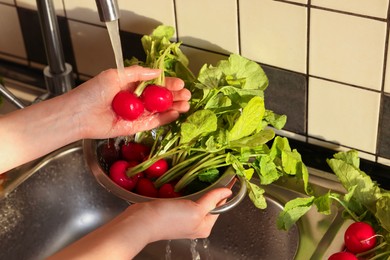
[71,65,191,139]
[0,65,190,173]
[128,187,233,242]
[48,188,232,260]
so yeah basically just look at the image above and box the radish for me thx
[328,252,357,260]
[112,90,144,120]
[109,160,143,190]
[98,139,119,166]
[158,183,181,198]
[145,158,169,179]
[121,142,150,162]
[141,84,173,113]
[135,178,158,197]
[344,222,377,254]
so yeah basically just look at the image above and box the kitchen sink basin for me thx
[0,141,347,260]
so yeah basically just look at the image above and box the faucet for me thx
[95,0,120,22]
[36,0,75,98]
[36,0,120,97]
[0,0,121,198]
[1,0,120,109]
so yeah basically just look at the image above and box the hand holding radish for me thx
[70,65,191,140]
[0,65,190,173]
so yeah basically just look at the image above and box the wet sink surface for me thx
[0,145,128,260]
[0,143,344,260]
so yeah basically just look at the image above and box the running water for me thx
[190,239,201,260]
[105,20,126,83]
[165,240,172,260]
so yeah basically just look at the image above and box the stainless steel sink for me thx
[0,143,128,260]
[0,82,346,259]
[0,139,348,260]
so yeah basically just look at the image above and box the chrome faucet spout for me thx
[95,0,120,22]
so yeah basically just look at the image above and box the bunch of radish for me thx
[112,84,173,121]
[111,38,178,121]
[103,140,181,198]
[328,221,380,260]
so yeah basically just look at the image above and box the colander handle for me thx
[209,174,247,214]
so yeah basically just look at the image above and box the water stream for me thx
[105,20,126,83]
[104,21,214,260]
[163,239,213,260]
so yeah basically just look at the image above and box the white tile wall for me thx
[0,0,14,4]
[175,0,239,54]
[240,0,307,73]
[0,1,390,164]
[64,0,101,25]
[378,157,390,166]
[310,9,386,91]
[118,0,176,36]
[68,20,115,77]
[180,46,227,75]
[311,0,389,19]
[308,77,381,153]
[0,5,27,60]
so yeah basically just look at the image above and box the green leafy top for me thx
[124,25,308,212]
[277,150,390,258]
[327,151,389,232]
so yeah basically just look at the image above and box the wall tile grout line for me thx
[375,3,390,162]
[310,5,388,22]
[305,0,311,143]
[273,0,308,8]
[308,75,383,94]
[0,2,14,8]
[236,0,242,55]
[172,0,179,40]
[0,51,25,61]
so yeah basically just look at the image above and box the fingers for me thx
[171,88,191,102]
[165,77,185,91]
[196,188,233,214]
[113,111,180,136]
[171,100,190,113]
[123,66,162,83]
[192,188,233,238]
[123,67,185,91]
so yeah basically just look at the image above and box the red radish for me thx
[328,252,357,260]
[121,142,150,162]
[135,178,158,197]
[141,85,173,113]
[112,90,144,120]
[158,183,181,198]
[344,222,377,254]
[109,160,142,190]
[145,158,169,178]
[98,139,119,166]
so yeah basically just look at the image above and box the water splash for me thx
[190,239,201,260]
[165,240,172,260]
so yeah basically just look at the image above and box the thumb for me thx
[196,188,233,214]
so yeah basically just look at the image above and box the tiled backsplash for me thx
[0,0,390,168]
